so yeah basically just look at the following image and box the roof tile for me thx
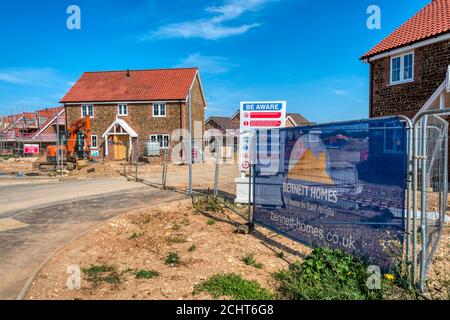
[362,0,450,59]
[61,68,198,103]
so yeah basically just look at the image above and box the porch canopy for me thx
[102,118,138,157]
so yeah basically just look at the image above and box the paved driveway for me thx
[0,178,187,300]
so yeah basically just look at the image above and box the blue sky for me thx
[0,0,430,122]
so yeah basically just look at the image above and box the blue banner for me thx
[253,117,407,270]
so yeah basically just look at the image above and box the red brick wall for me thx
[370,40,450,118]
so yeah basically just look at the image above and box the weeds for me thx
[134,269,160,279]
[241,254,263,269]
[274,248,384,300]
[193,273,274,300]
[129,232,144,240]
[188,244,197,252]
[193,196,224,213]
[166,234,187,244]
[207,219,216,226]
[82,264,124,286]
[275,252,285,259]
[166,252,181,265]
[172,222,182,231]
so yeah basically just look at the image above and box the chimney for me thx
[126,69,130,77]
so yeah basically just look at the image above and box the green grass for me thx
[188,244,197,252]
[274,248,384,300]
[206,219,216,226]
[134,269,160,279]
[241,254,263,269]
[165,252,181,265]
[82,264,123,286]
[193,273,274,300]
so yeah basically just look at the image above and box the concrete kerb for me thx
[16,196,191,300]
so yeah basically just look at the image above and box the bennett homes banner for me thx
[253,117,407,270]
[239,101,286,171]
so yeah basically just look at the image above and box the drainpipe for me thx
[369,61,374,118]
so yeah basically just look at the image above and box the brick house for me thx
[60,68,207,160]
[361,0,450,119]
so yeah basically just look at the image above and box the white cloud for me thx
[146,0,277,40]
[0,68,67,88]
[332,89,347,97]
[176,53,237,74]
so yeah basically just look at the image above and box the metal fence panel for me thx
[253,117,408,270]
[413,113,448,291]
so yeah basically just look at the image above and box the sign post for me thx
[235,101,286,203]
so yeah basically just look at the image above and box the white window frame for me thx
[390,52,414,85]
[152,103,166,117]
[150,134,170,149]
[91,134,98,149]
[117,104,128,116]
[81,104,94,118]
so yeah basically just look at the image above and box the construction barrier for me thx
[253,117,408,270]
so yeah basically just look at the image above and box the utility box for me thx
[143,142,160,156]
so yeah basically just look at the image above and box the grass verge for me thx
[193,273,274,300]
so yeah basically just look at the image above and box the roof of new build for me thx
[205,116,239,130]
[36,106,64,117]
[361,0,450,59]
[207,112,310,128]
[60,68,200,103]
[287,113,309,126]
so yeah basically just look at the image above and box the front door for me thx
[113,135,128,160]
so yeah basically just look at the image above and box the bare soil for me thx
[25,200,310,300]
[25,199,449,300]
[0,157,39,174]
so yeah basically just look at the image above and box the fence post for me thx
[188,89,193,195]
[247,164,252,224]
[135,139,139,182]
[400,116,413,284]
[162,146,168,189]
[412,123,419,286]
[419,115,428,292]
[214,139,220,197]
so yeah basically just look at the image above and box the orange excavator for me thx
[39,115,91,171]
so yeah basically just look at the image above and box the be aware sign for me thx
[239,101,286,172]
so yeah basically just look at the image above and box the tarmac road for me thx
[0,177,187,300]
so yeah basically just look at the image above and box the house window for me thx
[384,123,402,153]
[118,104,128,116]
[390,52,414,84]
[153,103,166,117]
[91,135,98,149]
[150,134,170,149]
[81,105,94,118]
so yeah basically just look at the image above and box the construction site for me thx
[1,0,450,306]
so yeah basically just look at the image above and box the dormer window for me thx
[390,52,414,84]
